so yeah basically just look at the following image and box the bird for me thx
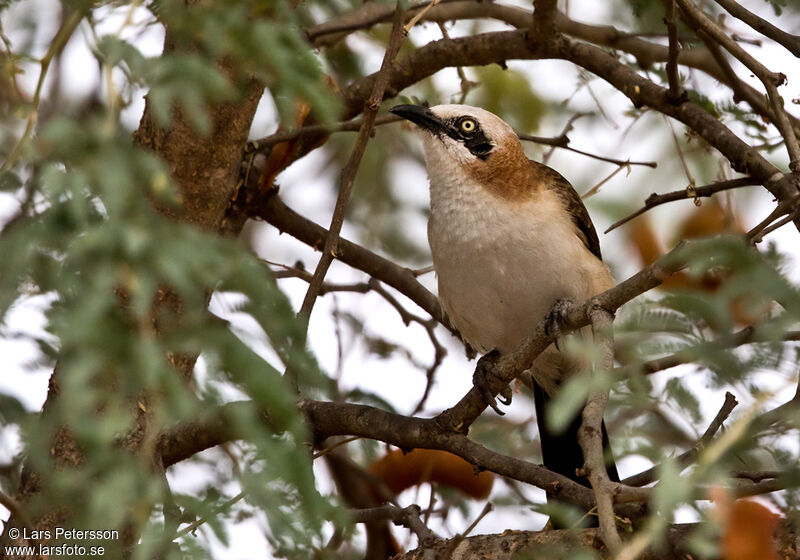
[390,103,619,522]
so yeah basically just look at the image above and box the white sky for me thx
[1,0,800,557]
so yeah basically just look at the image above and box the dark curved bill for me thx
[390,104,451,137]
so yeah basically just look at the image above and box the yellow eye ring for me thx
[460,119,476,132]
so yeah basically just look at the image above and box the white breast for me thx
[427,167,612,356]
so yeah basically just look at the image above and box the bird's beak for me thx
[390,104,449,136]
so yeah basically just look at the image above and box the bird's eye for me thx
[460,119,476,133]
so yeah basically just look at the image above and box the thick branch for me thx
[307,1,798,134]
[157,400,627,515]
[538,33,799,209]
[532,0,558,39]
[396,523,703,560]
[334,28,798,203]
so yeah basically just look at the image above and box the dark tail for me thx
[533,381,618,526]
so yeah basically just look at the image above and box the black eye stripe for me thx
[442,115,495,159]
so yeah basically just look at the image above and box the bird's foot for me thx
[544,298,575,351]
[473,350,512,415]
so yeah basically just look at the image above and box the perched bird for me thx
[390,103,619,518]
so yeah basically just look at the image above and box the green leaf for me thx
[0,392,28,423]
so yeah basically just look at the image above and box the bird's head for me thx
[390,103,532,199]
[390,103,525,166]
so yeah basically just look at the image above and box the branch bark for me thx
[713,0,800,58]
[674,0,800,171]
[578,308,621,553]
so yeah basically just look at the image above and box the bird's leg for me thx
[544,298,575,351]
[473,349,513,415]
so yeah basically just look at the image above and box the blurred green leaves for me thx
[3,115,333,553]
[151,0,341,125]
[1,2,341,555]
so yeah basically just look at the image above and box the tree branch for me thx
[517,131,658,167]
[298,5,407,323]
[578,307,622,553]
[247,191,447,328]
[271,263,448,411]
[305,1,799,133]
[713,0,800,58]
[158,398,647,521]
[664,0,685,102]
[395,523,706,559]
[605,177,761,233]
[623,392,738,487]
[631,326,800,377]
[333,27,798,206]
[349,504,437,548]
[675,0,800,171]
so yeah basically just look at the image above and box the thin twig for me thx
[0,489,37,546]
[412,265,435,277]
[247,114,400,154]
[349,504,438,547]
[750,367,800,430]
[251,193,447,328]
[582,162,630,199]
[664,114,697,191]
[518,132,657,167]
[540,112,587,166]
[271,262,449,399]
[436,22,476,103]
[559,144,657,168]
[461,502,493,537]
[675,0,800,171]
[174,491,245,539]
[404,0,440,33]
[2,8,86,173]
[622,392,738,487]
[312,436,361,460]
[295,4,407,383]
[746,192,800,243]
[366,280,448,412]
[605,177,760,233]
[713,0,800,58]
[664,0,685,102]
[751,212,796,243]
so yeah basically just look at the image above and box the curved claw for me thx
[498,385,513,406]
[545,298,575,351]
[473,350,510,415]
[487,397,506,416]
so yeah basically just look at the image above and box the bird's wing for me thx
[529,160,603,261]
